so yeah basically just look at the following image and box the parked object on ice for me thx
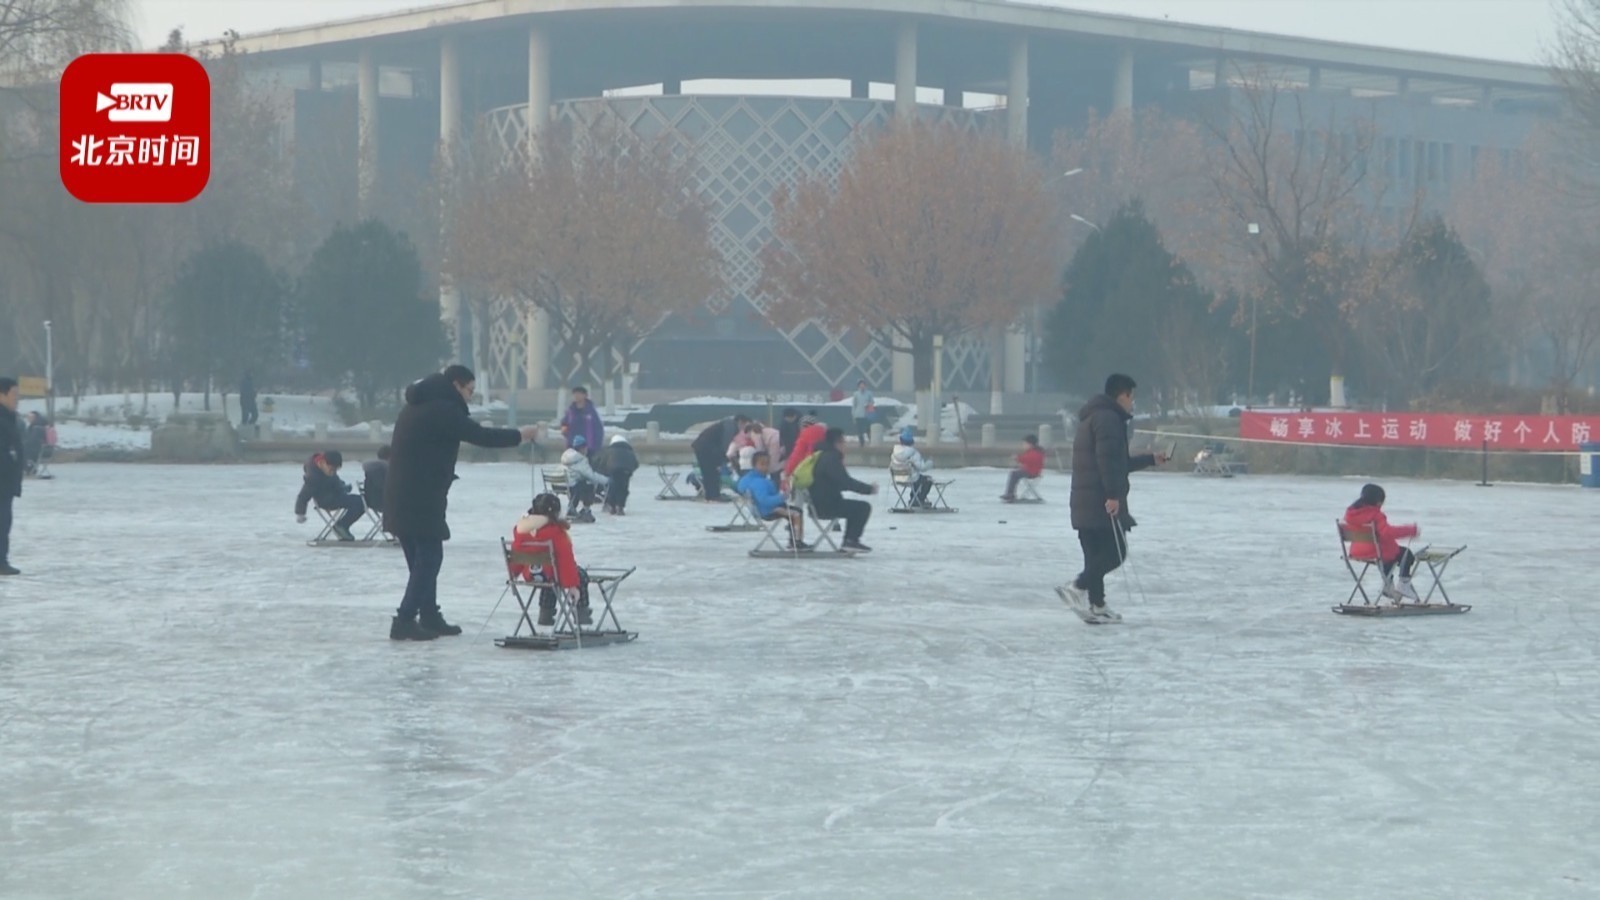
[497,493,637,649]
[1335,483,1468,616]
[1000,435,1046,503]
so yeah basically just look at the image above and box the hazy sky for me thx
[134,0,1564,65]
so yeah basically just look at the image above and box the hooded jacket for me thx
[594,439,639,478]
[890,443,931,475]
[382,373,522,540]
[1015,445,1045,478]
[1343,504,1418,563]
[810,443,873,516]
[1070,394,1155,531]
[561,446,610,486]
[510,513,581,586]
[295,453,352,516]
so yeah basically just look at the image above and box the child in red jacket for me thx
[1343,483,1421,601]
[510,493,591,626]
[1001,434,1046,502]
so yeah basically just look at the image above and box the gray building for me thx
[214,0,1561,399]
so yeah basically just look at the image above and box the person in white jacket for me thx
[889,428,934,507]
[561,435,610,522]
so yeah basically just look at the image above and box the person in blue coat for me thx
[737,452,808,550]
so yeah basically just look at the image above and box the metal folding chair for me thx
[541,466,571,499]
[495,539,638,649]
[795,489,856,556]
[656,464,701,501]
[1333,520,1469,616]
[307,503,392,547]
[888,461,956,513]
[745,491,849,559]
[708,491,764,533]
[1013,477,1044,504]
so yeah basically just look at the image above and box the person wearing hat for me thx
[511,492,592,626]
[889,427,934,507]
[594,434,640,515]
[560,435,610,522]
[294,449,365,541]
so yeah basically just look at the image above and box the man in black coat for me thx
[778,408,801,462]
[594,435,640,514]
[690,413,749,502]
[383,365,539,640]
[239,371,259,427]
[0,378,22,575]
[1058,373,1167,622]
[810,426,879,552]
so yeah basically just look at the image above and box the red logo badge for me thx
[60,53,211,203]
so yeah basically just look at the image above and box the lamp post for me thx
[43,320,53,419]
[1246,222,1261,408]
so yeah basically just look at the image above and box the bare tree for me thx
[760,120,1058,416]
[1199,66,1414,404]
[447,113,722,398]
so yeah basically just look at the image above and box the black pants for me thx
[396,534,445,619]
[1382,548,1417,580]
[854,417,871,446]
[912,475,932,504]
[608,471,632,510]
[325,495,365,531]
[240,400,258,426]
[568,481,599,513]
[1074,526,1128,605]
[819,499,871,542]
[1003,469,1031,498]
[0,493,13,565]
[697,452,724,500]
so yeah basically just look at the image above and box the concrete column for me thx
[892,345,914,393]
[1113,46,1134,113]
[989,325,1005,414]
[1004,328,1026,393]
[524,26,553,388]
[439,35,463,355]
[1397,75,1410,95]
[1479,85,1493,109]
[1007,35,1028,146]
[357,45,379,217]
[1307,65,1321,91]
[850,77,870,99]
[663,78,682,95]
[1213,56,1227,88]
[308,59,322,91]
[943,85,962,108]
[895,21,917,121]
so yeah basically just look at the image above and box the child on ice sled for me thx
[511,493,592,626]
[1343,483,1422,601]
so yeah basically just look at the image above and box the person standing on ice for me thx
[238,371,259,428]
[559,386,604,456]
[384,365,539,641]
[851,380,875,447]
[1058,374,1167,622]
[0,377,22,576]
[691,413,749,502]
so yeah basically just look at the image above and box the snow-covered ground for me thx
[3,465,1598,898]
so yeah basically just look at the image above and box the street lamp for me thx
[43,320,53,419]
[1246,222,1261,408]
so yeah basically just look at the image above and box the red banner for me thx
[1239,411,1600,452]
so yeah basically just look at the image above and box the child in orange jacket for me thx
[510,493,591,626]
[1343,483,1421,601]
[1001,435,1046,502]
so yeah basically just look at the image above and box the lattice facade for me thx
[478,95,996,392]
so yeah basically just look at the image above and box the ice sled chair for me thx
[707,491,764,533]
[540,466,571,500]
[26,442,54,480]
[495,539,639,650]
[746,491,855,559]
[888,461,956,513]
[655,463,703,501]
[1333,520,1469,617]
[1009,476,1044,504]
[1192,442,1236,478]
[307,502,391,547]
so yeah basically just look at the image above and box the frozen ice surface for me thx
[2,464,1598,899]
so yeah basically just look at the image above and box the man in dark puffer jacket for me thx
[1057,373,1167,623]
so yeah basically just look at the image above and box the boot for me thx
[333,524,356,542]
[576,603,593,626]
[0,564,20,576]
[420,610,463,636]
[538,598,556,627]
[390,616,439,641]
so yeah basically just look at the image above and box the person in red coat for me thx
[510,492,591,626]
[1343,483,1422,601]
[1000,434,1046,502]
[781,414,828,486]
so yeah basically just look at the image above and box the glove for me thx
[296,514,307,524]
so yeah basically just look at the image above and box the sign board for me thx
[17,376,49,398]
[1240,411,1600,453]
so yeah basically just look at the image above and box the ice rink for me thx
[2,462,1597,899]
